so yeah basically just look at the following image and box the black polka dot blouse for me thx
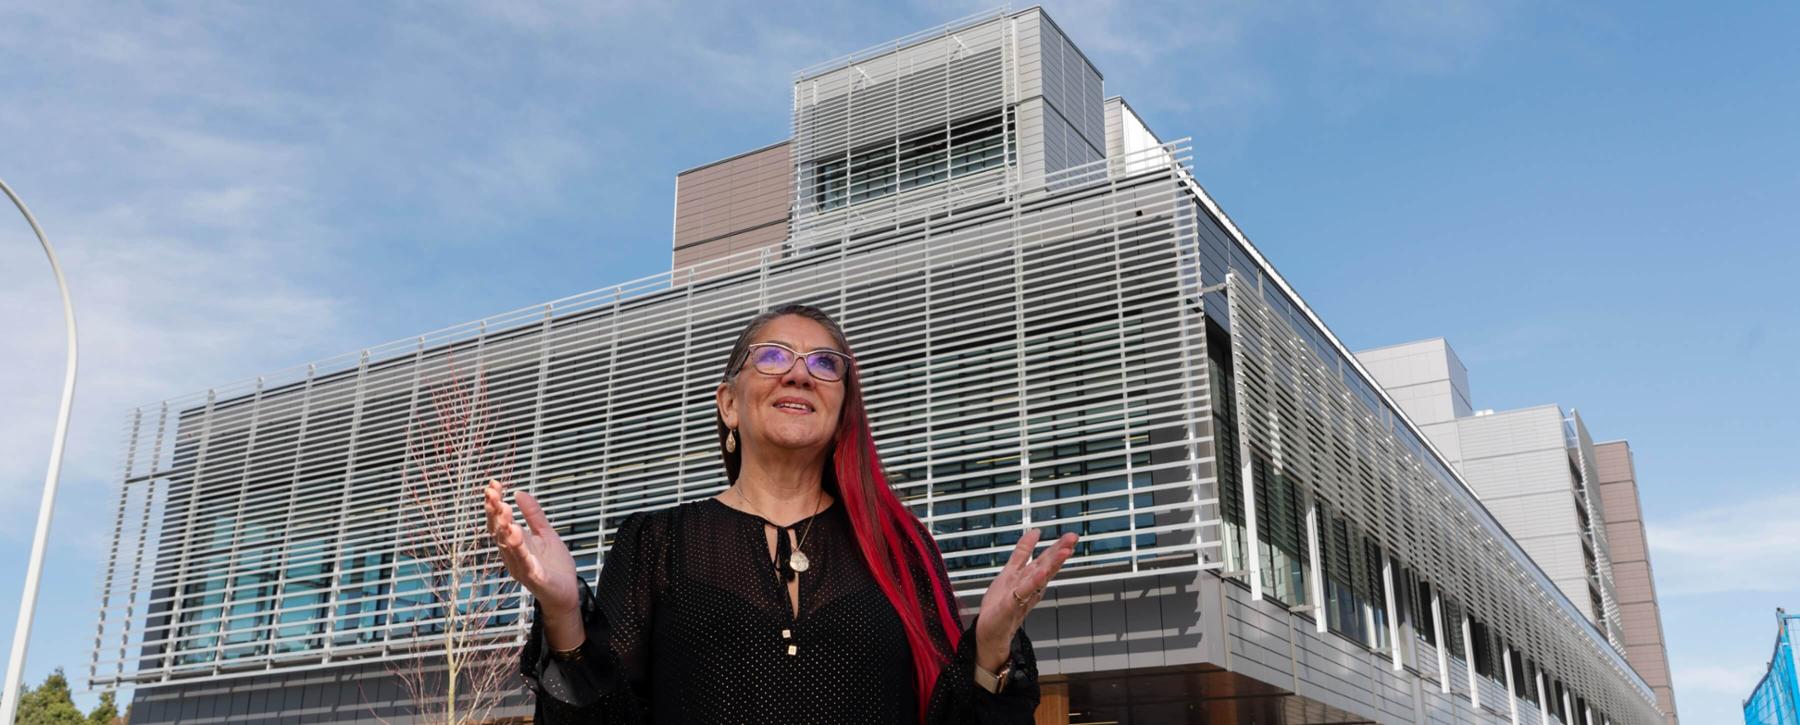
[520,496,1040,723]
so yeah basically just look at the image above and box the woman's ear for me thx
[716,381,739,430]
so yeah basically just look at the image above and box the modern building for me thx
[1355,339,1679,722]
[1745,609,1800,725]
[91,8,1667,724]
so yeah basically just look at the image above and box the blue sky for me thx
[0,1,1793,721]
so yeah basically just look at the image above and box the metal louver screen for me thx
[791,10,1013,242]
[1217,271,1659,720]
[91,144,1222,687]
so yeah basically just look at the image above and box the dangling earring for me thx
[726,428,737,453]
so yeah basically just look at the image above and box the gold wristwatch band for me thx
[549,638,586,663]
[973,659,1012,694]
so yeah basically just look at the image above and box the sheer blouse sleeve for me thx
[520,510,666,724]
[919,522,1041,724]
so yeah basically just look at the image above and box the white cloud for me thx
[0,5,365,578]
[1647,492,1800,596]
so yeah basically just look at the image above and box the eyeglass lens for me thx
[749,345,845,381]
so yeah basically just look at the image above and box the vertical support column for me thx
[1503,646,1521,725]
[322,349,377,661]
[527,305,554,492]
[1363,601,1378,654]
[1224,274,1261,601]
[1432,592,1450,694]
[1305,501,1326,633]
[1562,688,1575,725]
[1462,615,1480,709]
[1241,454,1261,601]
[1584,703,1595,725]
[1007,183,1033,533]
[1383,555,1402,671]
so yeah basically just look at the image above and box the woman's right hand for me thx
[484,479,580,618]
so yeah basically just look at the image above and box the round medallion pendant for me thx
[789,551,811,573]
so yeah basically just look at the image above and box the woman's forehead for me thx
[751,316,840,351]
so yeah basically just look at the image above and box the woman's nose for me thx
[780,358,815,386]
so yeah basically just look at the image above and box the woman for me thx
[483,304,1078,723]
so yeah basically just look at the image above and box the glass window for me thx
[332,546,393,646]
[1252,456,1306,607]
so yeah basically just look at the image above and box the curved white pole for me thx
[0,177,78,725]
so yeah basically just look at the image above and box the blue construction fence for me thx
[1746,609,1800,725]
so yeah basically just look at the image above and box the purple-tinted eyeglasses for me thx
[732,342,853,382]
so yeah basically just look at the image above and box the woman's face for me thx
[717,315,847,460]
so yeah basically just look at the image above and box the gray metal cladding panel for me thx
[1423,697,1458,725]
[1297,627,1378,711]
[122,660,534,724]
[1041,108,1104,179]
[1223,584,1295,679]
[1478,677,1511,718]
[1028,571,1213,677]
[1041,582,1092,674]
[1104,97,1125,160]
[1375,666,1417,721]
[1159,572,1215,666]
[1459,446,1579,499]
[1125,579,1172,669]
[1447,657,1470,700]
[1454,406,1567,461]
[1031,12,1105,157]
[1087,578,1133,672]
[1011,11,1044,100]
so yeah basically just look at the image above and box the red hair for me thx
[718,304,960,719]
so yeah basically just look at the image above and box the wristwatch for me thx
[973,658,1012,694]
[549,638,586,663]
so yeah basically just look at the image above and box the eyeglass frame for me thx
[727,342,855,382]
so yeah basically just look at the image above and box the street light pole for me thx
[0,177,79,725]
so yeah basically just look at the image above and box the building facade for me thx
[92,9,1665,724]
[1355,339,1679,722]
[1592,441,1679,722]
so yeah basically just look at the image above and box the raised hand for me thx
[973,528,1078,672]
[484,478,579,616]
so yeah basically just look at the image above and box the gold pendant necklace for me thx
[735,485,823,575]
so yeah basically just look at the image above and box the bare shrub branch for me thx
[378,362,524,725]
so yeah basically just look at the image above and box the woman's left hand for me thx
[973,528,1078,672]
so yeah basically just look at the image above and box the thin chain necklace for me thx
[734,483,824,576]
